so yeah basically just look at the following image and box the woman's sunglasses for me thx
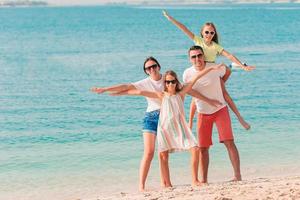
[165,80,177,85]
[145,63,158,71]
[204,31,215,35]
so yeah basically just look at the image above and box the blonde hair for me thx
[200,22,219,44]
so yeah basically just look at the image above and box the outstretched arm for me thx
[110,89,162,100]
[163,10,195,40]
[221,49,255,71]
[180,64,224,96]
[188,89,223,107]
[90,84,135,94]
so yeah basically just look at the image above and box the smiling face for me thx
[201,25,216,43]
[165,74,177,92]
[163,70,181,93]
[189,49,205,69]
[144,59,161,80]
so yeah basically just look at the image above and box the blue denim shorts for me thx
[142,109,160,135]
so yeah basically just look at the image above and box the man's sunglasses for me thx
[190,53,203,59]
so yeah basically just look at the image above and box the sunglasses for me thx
[165,80,177,85]
[190,53,203,59]
[145,63,158,71]
[204,31,215,35]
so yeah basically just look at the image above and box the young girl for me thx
[162,10,255,130]
[111,65,222,188]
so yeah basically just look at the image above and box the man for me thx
[183,45,242,184]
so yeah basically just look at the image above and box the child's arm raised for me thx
[163,10,195,40]
[221,49,255,71]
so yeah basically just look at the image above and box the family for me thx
[91,11,255,192]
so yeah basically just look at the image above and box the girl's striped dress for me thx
[157,93,198,153]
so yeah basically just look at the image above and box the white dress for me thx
[157,93,198,153]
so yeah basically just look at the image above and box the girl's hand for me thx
[90,87,105,93]
[207,99,223,107]
[242,65,256,71]
[162,10,170,20]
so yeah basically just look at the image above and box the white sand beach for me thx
[96,175,300,200]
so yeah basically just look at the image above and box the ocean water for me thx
[0,4,300,200]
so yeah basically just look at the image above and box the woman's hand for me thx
[162,10,170,20]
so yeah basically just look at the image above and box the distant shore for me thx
[1,1,300,8]
[96,175,300,200]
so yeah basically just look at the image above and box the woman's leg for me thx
[159,151,172,188]
[139,132,156,192]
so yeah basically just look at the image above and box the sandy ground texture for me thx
[95,176,300,200]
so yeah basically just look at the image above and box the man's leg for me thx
[215,107,242,181]
[197,113,213,183]
[223,140,242,181]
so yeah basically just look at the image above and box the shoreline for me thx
[96,175,300,200]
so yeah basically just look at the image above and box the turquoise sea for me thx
[1,4,300,200]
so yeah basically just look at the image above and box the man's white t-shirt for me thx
[132,77,164,112]
[183,65,226,114]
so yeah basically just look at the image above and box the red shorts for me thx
[197,106,234,147]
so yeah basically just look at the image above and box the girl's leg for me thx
[222,66,232,83]
[139,132,156,192]
[159,151,172,188]
[189,98,197,129]
[220,80,250,130]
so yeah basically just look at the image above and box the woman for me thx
[91,57,164,191]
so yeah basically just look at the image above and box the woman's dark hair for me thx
[164,70,182,93]
[143,56,161,75]
[200,22,219,44]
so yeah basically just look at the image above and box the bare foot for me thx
[239,118,251,130]
[139,185,145,192]
[162,185,173,191]
[192,181,208,187]
[230,175,242,182]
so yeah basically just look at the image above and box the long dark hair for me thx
[143,56,161,75]
[200,22,219,44]
[164,70,182,93]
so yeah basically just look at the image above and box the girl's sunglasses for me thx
[165,80,177,85]
[204,31,215,35]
